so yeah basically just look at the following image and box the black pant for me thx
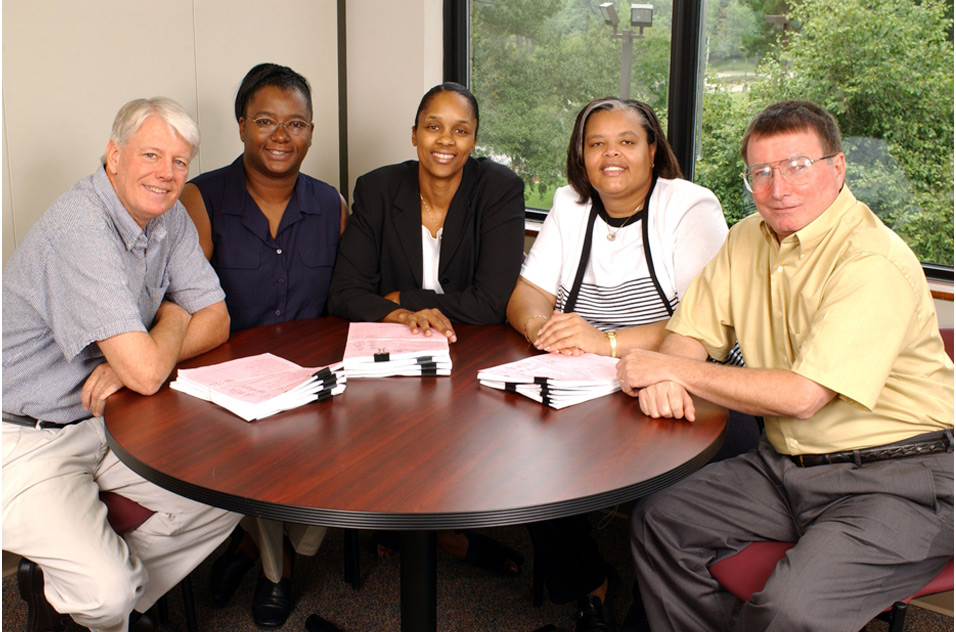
[526,514,606,604]
[530,412,761,611]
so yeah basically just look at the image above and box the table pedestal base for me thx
[400,530,437,632]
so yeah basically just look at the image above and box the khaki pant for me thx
[241,517,327,583]
[2,418,240,632]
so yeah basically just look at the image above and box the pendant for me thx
[607,233,616,241]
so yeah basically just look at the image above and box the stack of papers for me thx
[342,322,452,377]
[477,353,621,409]
[170,353,345,422]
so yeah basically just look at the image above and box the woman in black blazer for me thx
[328,83,525,338]
[328,83,526,574]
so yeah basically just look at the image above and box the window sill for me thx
[523,209,954,301]
[928,279,954,302]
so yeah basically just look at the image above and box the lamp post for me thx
[599,3,654,99]
[765,14,791,48]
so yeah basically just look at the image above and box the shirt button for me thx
[275,310,281,316]
[788,438,799,448]
[278,278,285,284]
[776,266,783,273]
[276,248,283,255]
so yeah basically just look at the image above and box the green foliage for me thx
[470,0,954,264]
[702,0,954,264]
[471,0,672,203]
[695,90,761,224]
[706,0,762,62]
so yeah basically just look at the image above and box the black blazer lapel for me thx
[392,165,424,288]
[439,157,478,275]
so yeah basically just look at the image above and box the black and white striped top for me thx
[523,179,727,332]
[556,278,679,331]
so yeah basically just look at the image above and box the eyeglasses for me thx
[247,117,313,137]
[741,154,836,193]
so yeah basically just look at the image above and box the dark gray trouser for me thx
[630,434,954,632]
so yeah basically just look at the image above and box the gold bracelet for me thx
[523,314,549,343]
[605,330,618,358]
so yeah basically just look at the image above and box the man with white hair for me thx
[2,97,240,632]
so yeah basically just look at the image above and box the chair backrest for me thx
[708,541,795,602]
[710,544,953,607]
[910,559,954,602]
[940,327,953,361]
[99,491,154,535]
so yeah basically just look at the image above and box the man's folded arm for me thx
[178,300,229,361]
[665,360,836,420]
[96,301,189,395]
[620,332,836,421]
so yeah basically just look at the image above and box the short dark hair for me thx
[234,63,313,122]
[566,97,682,204]
[740,99,843,163]
[413,82,480,138]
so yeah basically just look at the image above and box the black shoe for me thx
[17,558,82,632]
[574,595,610,632]
[209,528,255,607]
[367,530,402,557]
[460,530,524,575]
[252,573,293,630]
[129,610,158,632]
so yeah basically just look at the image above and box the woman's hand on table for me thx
[385,307,458,343]
[533,311,606,356]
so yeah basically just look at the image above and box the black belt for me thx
[2,411,84,430]
[791,430,954,467]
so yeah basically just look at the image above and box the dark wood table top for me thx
[105,317,726,530]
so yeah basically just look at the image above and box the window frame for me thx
[444,0,953,282]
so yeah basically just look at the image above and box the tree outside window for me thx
[470,0,954,265]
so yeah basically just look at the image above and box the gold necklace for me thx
[606,202,643,241]
[420,195,442,225]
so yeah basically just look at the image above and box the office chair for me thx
[708,327,955,632]
[708,542,953,632]
[17,491,198,632]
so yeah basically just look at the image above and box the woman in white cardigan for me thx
[506,97,749,632]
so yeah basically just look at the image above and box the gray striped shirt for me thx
[2,165,225,422]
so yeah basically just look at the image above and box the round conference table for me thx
[105,317,726,632]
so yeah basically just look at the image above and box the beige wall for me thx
[1,0,445,266]
[935,300,954,328]
[1,0,344,265]
[345,0,443,200]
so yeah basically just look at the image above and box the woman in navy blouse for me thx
[181,62,347,629]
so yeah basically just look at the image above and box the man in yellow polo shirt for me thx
[618,100,953,631]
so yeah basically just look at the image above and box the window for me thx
[466,0,674,215]
[696,0,954,268]
[454,0,954,272]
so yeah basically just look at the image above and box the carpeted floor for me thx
[3,511,953,631]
